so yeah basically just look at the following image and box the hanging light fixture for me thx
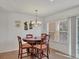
[32,10,42,27]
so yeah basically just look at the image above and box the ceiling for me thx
[0,0,79,17]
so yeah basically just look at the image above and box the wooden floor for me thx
[0,50,75,59]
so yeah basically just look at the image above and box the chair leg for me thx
[20,49,22,59]
[18,51,19,58]
[47,49,49,59]
[47,53,49,59]
[27,48,30,55]
[18,48,20,59]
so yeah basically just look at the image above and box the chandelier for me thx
[32,10,42,27]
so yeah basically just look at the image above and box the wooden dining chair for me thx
[41,33,47,36]
[17,36,32,59]
[41,33,48,44]
[26,34,33,38]
[34,34,50,59]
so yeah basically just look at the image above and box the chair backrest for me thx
[41,33,47,40]
[45,34,50,45]
[26,34,33,38]
[17,36,22,47]
[41,33,47,37]
[42,34,50,44]
[41,33,49,43]
[40,34,50,49]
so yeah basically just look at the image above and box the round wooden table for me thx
[22,37,41,59]
[23,37,41,43]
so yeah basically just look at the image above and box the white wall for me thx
[41,18,48,33]
[0,7,10,53]
[0,7,43,53]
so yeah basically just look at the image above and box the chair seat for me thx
[22,43,32,49]
[34,44,47,50]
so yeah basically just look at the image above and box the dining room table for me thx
[22,37,42,59]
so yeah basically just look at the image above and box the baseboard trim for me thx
[0,49,18,53]
[50,48,77,59]
[50,48,69,55]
